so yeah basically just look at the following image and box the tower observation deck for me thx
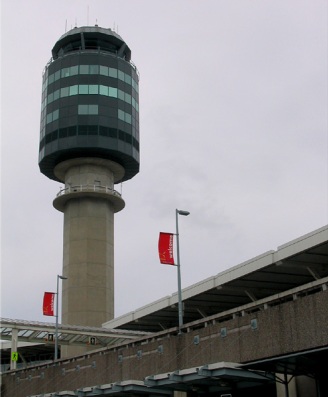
[38,26,140,357]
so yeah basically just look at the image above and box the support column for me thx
[10,328,18,370]
[53,158,125,358]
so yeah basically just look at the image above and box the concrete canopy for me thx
[104,225,328,332]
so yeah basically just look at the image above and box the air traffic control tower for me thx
[38,26,140,349]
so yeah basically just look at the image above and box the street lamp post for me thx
[55,274,67,360]
[175,209,190,333]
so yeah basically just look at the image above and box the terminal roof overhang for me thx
[104,225,328,332]
[243,345,328,378]
[27,362,275,397]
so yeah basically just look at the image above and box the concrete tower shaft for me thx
[53,158,125,328]
[39,26,140,356]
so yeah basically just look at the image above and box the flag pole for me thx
[175,209,190,334]
[55,275,67,360]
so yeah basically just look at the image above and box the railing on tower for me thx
[56,184,122,198]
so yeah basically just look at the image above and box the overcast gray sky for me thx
[1,0,327,324]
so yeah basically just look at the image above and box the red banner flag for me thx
[43,292,55,316]
[158,232,175,265]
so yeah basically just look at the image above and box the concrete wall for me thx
[2,288,327,397]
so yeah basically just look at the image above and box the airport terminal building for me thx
[1,224,328,397]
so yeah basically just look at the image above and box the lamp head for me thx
[58,275,68,280]
[177,209,190,216]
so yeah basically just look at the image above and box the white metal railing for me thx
[56,184,122,198]
[44,49,139,74]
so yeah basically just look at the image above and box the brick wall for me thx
[2,288,327,397]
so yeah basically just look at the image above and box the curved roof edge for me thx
[104,224,328,329]
[56,25,125,46]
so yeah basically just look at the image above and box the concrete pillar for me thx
[174,391,187,397]
[10,328,18,370]
[295,376,317,397]
[53,158,125,357]
[61,196,115,326]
